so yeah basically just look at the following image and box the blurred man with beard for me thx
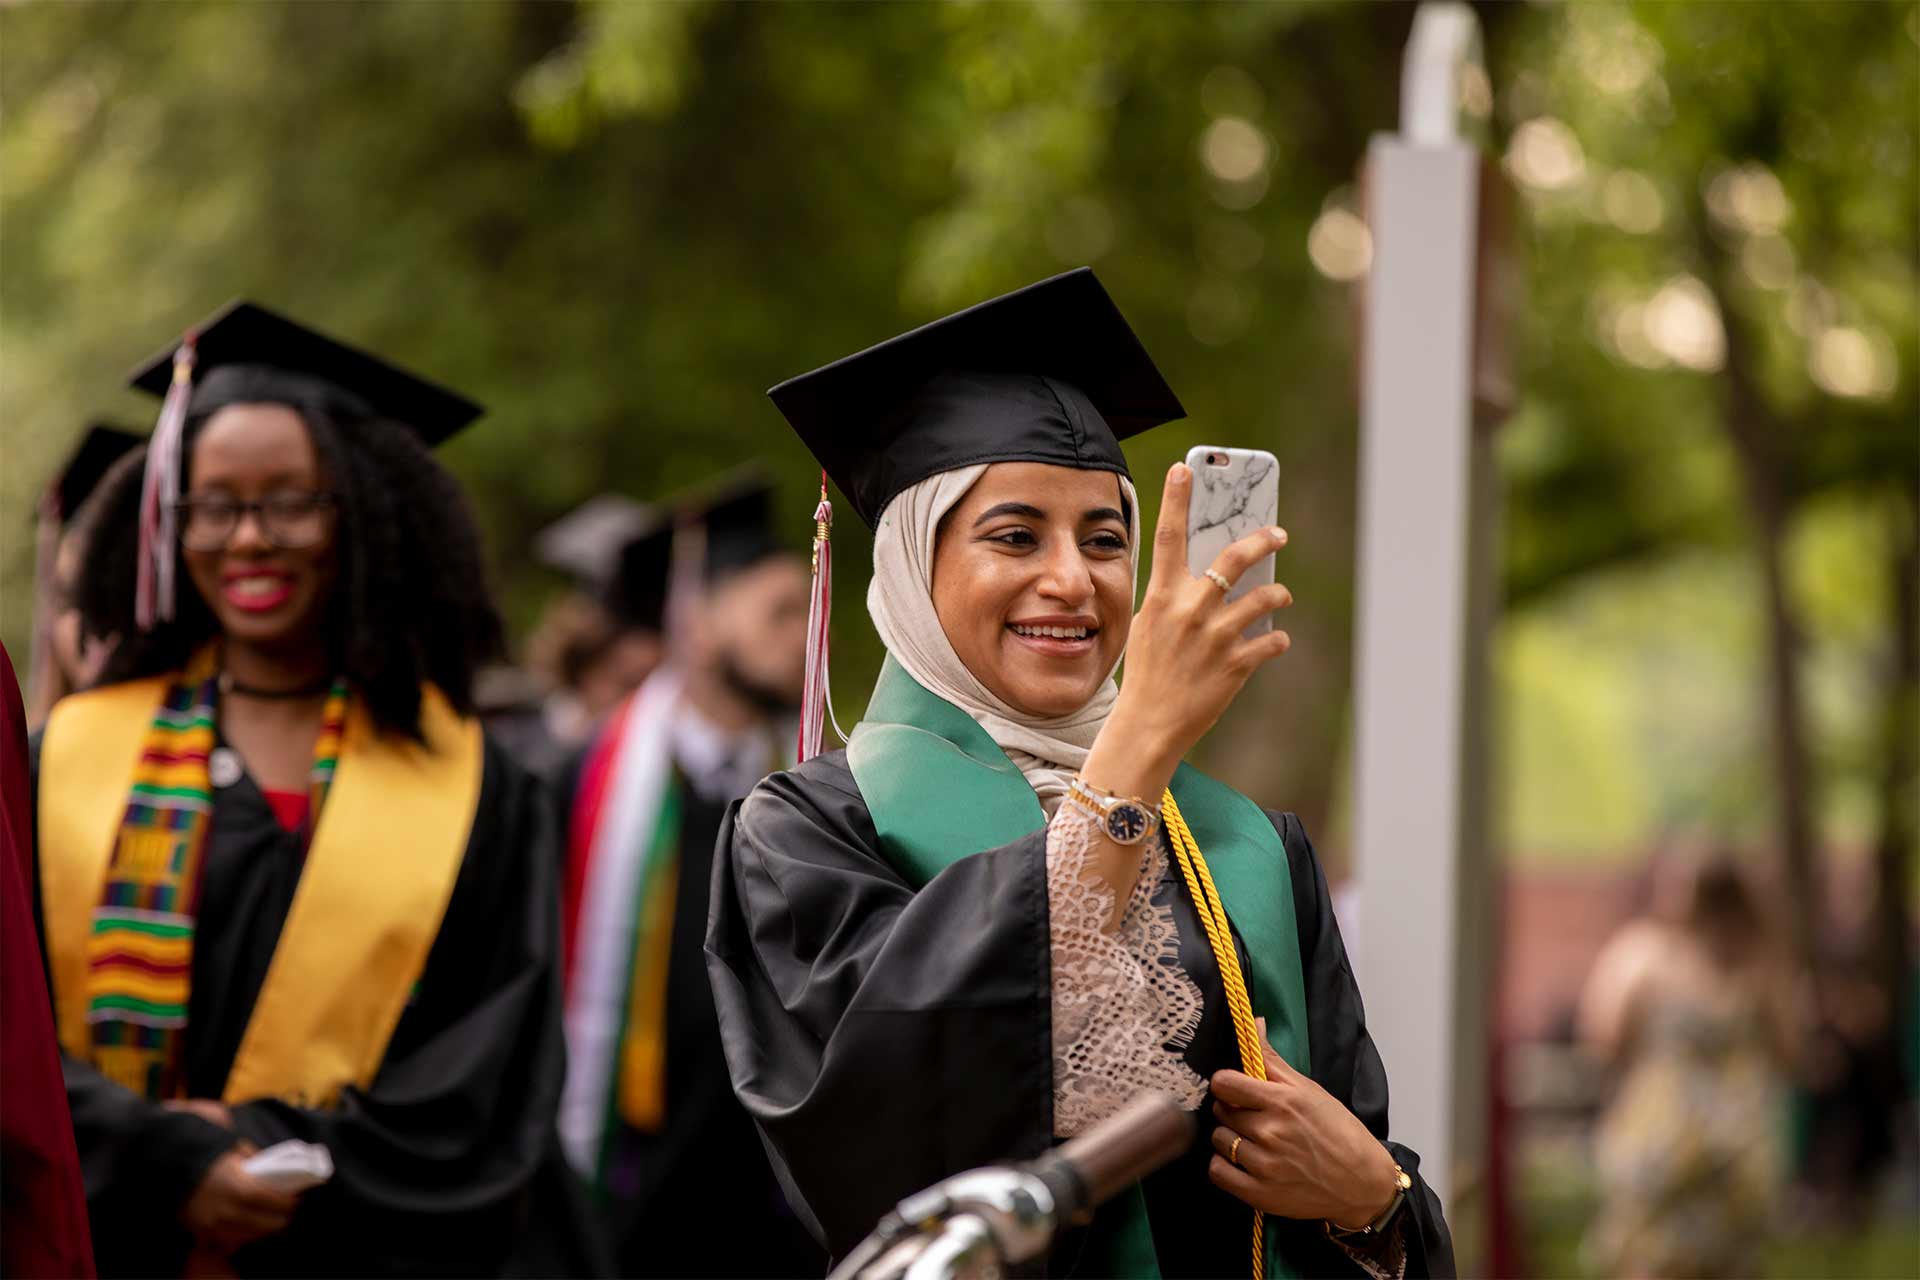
[553,474,822,1277]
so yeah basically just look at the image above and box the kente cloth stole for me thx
[846,656,1310,1280]
[42,674,482,1110]
[83,652,348,1099]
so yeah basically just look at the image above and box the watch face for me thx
[1105,802,1149,844]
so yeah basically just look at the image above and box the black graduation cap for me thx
[129,300,482,443]
[609,518,674,632]
[48,423,143,523]
[690,471,786,579]
[767,267,1185,528]
[533,495,658,594]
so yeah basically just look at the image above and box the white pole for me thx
[1350,0,1495,1217]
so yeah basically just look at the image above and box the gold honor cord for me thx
[1162,790,1267,1280]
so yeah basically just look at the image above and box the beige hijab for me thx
[867,464,1141,811]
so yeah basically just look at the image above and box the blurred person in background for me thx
[708,270,1453,1277]
[527,495,672,751]
[1578,854,1799,1279]
[473,496,670,781]
[31,302,572,1277]
[1798,948,1908,1225]
[26,425,144,730]
[555,474,821,1277]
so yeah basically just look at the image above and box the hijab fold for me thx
[867,465,1139,812]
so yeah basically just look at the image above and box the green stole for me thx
[846,657,1310,1279]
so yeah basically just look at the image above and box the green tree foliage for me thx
[1488,0,1916,959]
[3,1,1912,894]
[2,0,1412,841]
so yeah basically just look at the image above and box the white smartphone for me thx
[1185,445,1281,638]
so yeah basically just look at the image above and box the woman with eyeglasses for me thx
[29,303,576,1278]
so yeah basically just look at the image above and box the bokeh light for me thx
[1307,207,1372,282]
[1200,116,1270,184]
[1506,117,1586,191]
[1642,275,1726,372]
[1738,234,1797,291]
[1809,325,1899,400]
[1600,169,1663,234]
[1705,163,1793,236]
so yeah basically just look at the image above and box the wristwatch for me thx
[1324,1158,1412,1242]
[1066,776,1162,846]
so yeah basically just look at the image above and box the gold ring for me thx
[1229,1135,1243,1167]
[1204,569,1233,595]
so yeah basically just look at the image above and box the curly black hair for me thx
[78,363,506,739]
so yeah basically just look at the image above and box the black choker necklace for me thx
[219,672,332,700]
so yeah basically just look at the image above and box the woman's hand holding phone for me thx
[1082,461,1293,805]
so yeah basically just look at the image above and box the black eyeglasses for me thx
[173,491,337,551]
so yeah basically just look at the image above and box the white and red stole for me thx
[557,668,685,1180]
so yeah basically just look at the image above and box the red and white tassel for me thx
[135,334,197,631]
[797,473,835,762]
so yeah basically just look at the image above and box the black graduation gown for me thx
[29,730,578,1279]
[552,754,825,1279]
[705,751,1456,1278]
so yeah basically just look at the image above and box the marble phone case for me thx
[1185,446,1280,637]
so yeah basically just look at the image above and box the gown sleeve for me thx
[704,754,1055,1259]
[225,738,568,1276]
[1274,812,1457,1280]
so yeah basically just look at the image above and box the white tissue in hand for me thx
[241,1140,333,1192]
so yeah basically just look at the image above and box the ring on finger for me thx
[1203,569,1233,596]
[1229,1135,1244,1167]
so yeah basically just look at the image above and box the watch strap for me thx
[1326,1160,1411,1239]
[1066,776,1162,845]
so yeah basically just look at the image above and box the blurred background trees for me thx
[3,4,1914,1263]
[6,0,1909,916]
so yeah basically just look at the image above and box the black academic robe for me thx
[706,751,1456,1279]
[29,730,580,1279]
[554,753,824,1280]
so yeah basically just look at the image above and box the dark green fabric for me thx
[846,656,1310,1277]
[593,774,683,1198]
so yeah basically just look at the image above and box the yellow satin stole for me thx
[40,676,482,1108]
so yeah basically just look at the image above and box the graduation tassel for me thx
[135,333,197,632]
[663,517,706,664]
[797,471,834,762]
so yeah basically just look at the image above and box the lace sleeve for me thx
[1329,1221,1409,1280]
[1048,800,1209,1137]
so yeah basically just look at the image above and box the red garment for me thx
[558,694,627,989]
[1,642,96,1277]
[260,787,309,834]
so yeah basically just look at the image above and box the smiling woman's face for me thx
[930,462,1134,718]
[180,403,341,654]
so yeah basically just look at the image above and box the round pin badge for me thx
[208,747,244,789]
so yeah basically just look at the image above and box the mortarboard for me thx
[609,517,675,633]
[129,299,482,444]
[767,267,1184,530]
[683,469,787,580]
[534,495,658,595]
[48,424,143,524]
